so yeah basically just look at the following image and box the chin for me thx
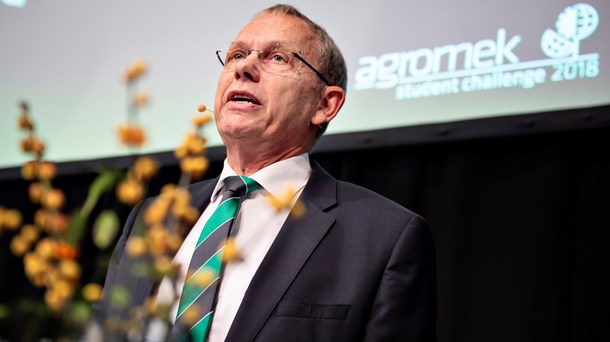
[219,124,258,140]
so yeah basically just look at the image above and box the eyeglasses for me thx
[215,48,330,86]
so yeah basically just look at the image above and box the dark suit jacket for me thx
[98,161,437,341]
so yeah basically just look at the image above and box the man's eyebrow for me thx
[230,40,293,50]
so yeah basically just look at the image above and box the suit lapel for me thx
[121,178,219,318]
[188,176,219,214]
[226,163,338,342]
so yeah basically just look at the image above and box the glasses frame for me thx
[215,49,330,86]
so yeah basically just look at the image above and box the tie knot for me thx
[222,176,262,198]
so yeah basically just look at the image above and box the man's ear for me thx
[311,86,346,126]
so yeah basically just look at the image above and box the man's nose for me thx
[233,52,261,82]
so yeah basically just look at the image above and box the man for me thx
[98,4,436,341]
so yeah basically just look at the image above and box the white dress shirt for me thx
[151,153,311,341]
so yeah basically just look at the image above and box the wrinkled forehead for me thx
[232,14,317,53]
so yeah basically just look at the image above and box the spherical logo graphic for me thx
[541,3,599,58]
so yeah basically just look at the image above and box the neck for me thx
[225,144,309,176]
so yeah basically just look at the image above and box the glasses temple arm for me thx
[292,52,330,86]
[216,50,225,66]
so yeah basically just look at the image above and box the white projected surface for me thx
[1,0,609,168]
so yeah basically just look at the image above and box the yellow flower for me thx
[187,135,207,155]
[10,236,30,256]
[160,183,176,194]
[37,162,57,180]
[23,252,46,278]
[118,124,146,147]
[173,188,191,203]
[20,224,40,244]
[290,200,306,219]
[55,242,79,260]
[28,182,44,203]
[182,305,202,327]
[133,156,158,181]
[20,137,45,155]
[221,237,241,263]
[117,179,144,205]
[43,267,61,287]
[181,207,200,224]
[83,283,103,303]
[19,138,34,153]
[21,161,38,180]
[130,59,147,77]
[181,131,195,143]
[133,91,150,106]
[192,114,212,128]
[266,186,298,211]
[144,297,160,315]
[265,186,306,218]
[47,213,69,234]
[175,132,207,157]
[45,288,68,312]
[143,201,168,225]
[126,236,148,257]
[174,145,188,159]
[189,267,215,288]
[180,156,209,179]
[18,114,34,131]
[171,200,189,218]
[42,188,65,210]
[1,208,22,230]
[52,279,75,299]
[153,256,173,275]
[34,209,49,227]
[59,259,81,282]
[165,233,183,252]
[123,58,147,83]
[31,139,45,155]
[147,226,167,255]
[35,237,57,260]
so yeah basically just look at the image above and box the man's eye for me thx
[227,50,247,62]
[267,51,290,64]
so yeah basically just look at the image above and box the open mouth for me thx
[228,92,260,105]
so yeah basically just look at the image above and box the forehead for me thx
[233,13,316,50]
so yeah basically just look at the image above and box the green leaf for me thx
[82,170,123,215]
[69,301,92,325]
[110,286,131,309]
[63,210,88,245]
[93,210,120,249]
[0,304,9,319]
[131,261,152,278]
[16,299,47,315]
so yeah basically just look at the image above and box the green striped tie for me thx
[176,175,262,341]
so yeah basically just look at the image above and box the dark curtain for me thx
[314,125,610,342]
[1,121,609,341]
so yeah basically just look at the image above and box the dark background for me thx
[1,105,609,341]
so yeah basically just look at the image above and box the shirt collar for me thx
[210,153,312,202]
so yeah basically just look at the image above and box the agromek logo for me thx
[354,3,601,100]
[541,3,599,58]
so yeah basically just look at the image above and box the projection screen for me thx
[1,0,608,169]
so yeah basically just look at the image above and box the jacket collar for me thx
[225,161,338,341]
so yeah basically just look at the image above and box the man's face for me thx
[214,13,324,152]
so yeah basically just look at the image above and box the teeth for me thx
[231,94,256,104]
[231,95,252,100]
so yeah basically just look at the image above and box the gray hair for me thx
[257,4,347,90]
[256,4,348,141]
